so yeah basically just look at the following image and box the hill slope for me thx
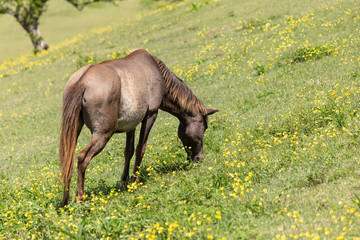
[0,0,142,62]
[1,0,360,238]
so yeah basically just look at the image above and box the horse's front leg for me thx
[132,110,158,183]
[120,129,135,188]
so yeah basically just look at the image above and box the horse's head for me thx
[178,109,218,162]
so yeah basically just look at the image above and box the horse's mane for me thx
[151,55,207,116]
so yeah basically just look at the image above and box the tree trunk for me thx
[1,0,106,54]
[2,0,50,54]
[24,23,49,54]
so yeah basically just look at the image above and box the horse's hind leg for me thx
[121,129,135,188]
[76,132,112,202]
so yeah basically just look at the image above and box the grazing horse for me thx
[59,49,218,207]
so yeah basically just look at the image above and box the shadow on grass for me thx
[80,155,193,202]
[55,145,196,209]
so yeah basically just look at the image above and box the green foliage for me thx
[254,64,267,75]
[292,44,335,63]
[189,0,209,11]
[76,54,99,68]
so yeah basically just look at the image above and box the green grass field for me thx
[1,0,360,239]
[0,0,143,63]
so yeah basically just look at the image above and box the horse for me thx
[59,49,218,207]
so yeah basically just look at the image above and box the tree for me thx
[0,0,112,54]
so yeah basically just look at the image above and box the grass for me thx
[1,0,360,239]
[0,0,143,62]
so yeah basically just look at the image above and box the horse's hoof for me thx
[120,181,128,190]
[131,176,140,183]
[192,156,203,163]
[75,195,84,203]
[61,199,69,207]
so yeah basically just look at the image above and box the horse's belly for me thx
[116,75,151,132]
[116,108,147,133]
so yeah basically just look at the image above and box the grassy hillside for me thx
[0,0,142,62]
[1,0,360,239]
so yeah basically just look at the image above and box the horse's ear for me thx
[206,109,219,116]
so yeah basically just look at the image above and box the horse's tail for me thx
[59,73,86,188]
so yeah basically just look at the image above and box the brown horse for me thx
[59,49,218,206]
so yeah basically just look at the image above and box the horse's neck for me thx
[160,99,196,122]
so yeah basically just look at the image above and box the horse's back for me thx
[70,49,165,133]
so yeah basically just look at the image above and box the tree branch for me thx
[0,2,16,16]
[65,0,113,10]
[65,0,91,10]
